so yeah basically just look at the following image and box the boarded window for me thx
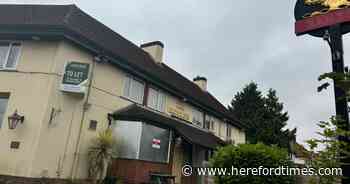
[112,121,171,163]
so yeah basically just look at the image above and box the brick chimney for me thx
[193,76,207,91]
[141,41,164,64]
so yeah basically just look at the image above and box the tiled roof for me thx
[0,4,243,128]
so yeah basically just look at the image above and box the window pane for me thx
[147,88,158,109]
[0,97,9,128]
[193,109,203,127]
[158,92,166,112]
[6,43,21,68]
[0,42,10,68]
[131,79,144,103]
[123,76,131,98]
[227,125,232,137]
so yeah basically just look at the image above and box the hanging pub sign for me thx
[295,0,350,36]
[61,62,90,94]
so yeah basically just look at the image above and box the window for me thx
[192,108,204,127]
[0,42,21,69]
[147,87,166,112]
[227,124,232,138]
[0,95,9,128]
[123,75,145,104]
[113,121,171,163]
[205,115,216,132]
[218,122,227,137]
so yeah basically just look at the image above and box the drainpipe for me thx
[70,56,97,179]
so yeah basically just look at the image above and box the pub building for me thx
[0,4,246,184]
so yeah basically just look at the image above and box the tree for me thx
[306,117,345,184]
[88,128,116,184]
[228,82,295,149]
[260,89,293,149]
[210,143,296,184]
[228,82,265,144]
[305,71,350,184]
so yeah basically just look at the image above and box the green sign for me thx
[61,62,90,94]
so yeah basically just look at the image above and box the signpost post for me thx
[294,1,350,183]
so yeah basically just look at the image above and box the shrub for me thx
[210,143,295,184]
[88,128,116,183]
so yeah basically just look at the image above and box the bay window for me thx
[147,87,166,112]
[123,75,145,104]
[0,42,21,69]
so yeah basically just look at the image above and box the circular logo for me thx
[182,165,193,177]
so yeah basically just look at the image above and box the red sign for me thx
[295,8,350,36]
[152,138,161,149]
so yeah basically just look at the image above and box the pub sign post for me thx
[294,0,350,182]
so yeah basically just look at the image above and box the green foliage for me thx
[88,128,116,183]
[228,82,295,150]
[307,70,350,184]
[210,144,295,184]
[307,117,348,184]
[228,83,265,145]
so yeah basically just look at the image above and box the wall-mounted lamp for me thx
[8,110,25,130]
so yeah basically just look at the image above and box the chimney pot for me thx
[141,41,164,63]
[193,76,207,91]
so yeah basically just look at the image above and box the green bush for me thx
[210,144,296,184]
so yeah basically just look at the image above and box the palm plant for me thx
[88,128,116,183]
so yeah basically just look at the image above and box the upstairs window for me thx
[205,115,216,132]
[0,94,9,128]
[147,87,166,112]
[192,108,204,127]
[227,124,232,138]
[0,42,21,69]
[123,75,145,104]
[218,122,227,138]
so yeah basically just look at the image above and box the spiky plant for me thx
[88,128,115,183]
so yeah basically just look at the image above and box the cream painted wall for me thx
[0,41,60,177]
[0,39,245,180]
[0,40,133,179]
[30,41,133,179]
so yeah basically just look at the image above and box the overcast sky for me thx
[2,0,347,148]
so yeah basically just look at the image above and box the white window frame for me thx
[147,86,166,112]
[227,124,232,138]
[192,108,204,127]
[123,75,145,104]
[0,94,10,129]
[0,41,22,70]
[205,115,216,133]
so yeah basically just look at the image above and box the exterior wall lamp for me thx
[8,110,25,130]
